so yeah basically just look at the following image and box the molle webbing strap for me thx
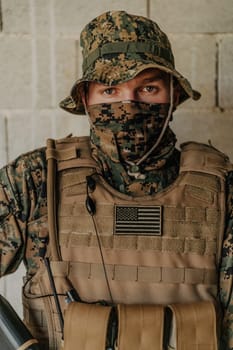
[57,158,98,171]
[60,260,216,285]
[168,301,217,350]
[60,231,217,256]
[117,304,164,350]
[46,146,77,161]
[47,136,98,171]
[63,302,112,350]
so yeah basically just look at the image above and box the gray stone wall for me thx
[0,0,233,316]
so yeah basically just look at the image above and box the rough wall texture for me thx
[0,0,233,315]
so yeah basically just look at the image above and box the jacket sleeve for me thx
[219,170,233,349]
[0,148,47,277]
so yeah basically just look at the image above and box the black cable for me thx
[85,175,114,304]
[44,257,64,332]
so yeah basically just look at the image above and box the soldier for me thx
[0,10,233,350]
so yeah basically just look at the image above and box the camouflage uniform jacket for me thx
[0,142,233,350]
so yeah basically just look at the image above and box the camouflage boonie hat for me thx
[60,10,201,115]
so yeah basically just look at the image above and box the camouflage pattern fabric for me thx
[59,11,201,115]
[0,140,233,349]
[219,171,233,349]
[89,100,179,195]
[88,101,171,163]
[0,148,47,277]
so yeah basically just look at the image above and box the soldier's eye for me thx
[103,88,116,95]
[142,86,158,93]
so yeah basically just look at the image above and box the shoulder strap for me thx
[46,135,99,260]
[46,137,92,305]
[47,135,99,171]
[180,141,233,179]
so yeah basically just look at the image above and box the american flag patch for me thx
[114,205,162,236]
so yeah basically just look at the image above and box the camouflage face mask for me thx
[88,100,171,164]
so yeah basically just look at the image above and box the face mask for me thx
[87,100,171,164]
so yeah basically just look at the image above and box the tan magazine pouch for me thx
[61,301,217,350]
[117,304,164,350]
[168,301,218,350]
[63,302,112,350]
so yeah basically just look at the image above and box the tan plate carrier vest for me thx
[23,136,232,350]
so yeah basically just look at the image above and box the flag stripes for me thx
[114,205,162,235]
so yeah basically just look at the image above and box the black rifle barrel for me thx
[0,294,41,349]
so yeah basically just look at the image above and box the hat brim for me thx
[59,55,201,115]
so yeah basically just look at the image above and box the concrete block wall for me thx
[0,0,232,316]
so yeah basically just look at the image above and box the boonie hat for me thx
[60,10,201,115]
